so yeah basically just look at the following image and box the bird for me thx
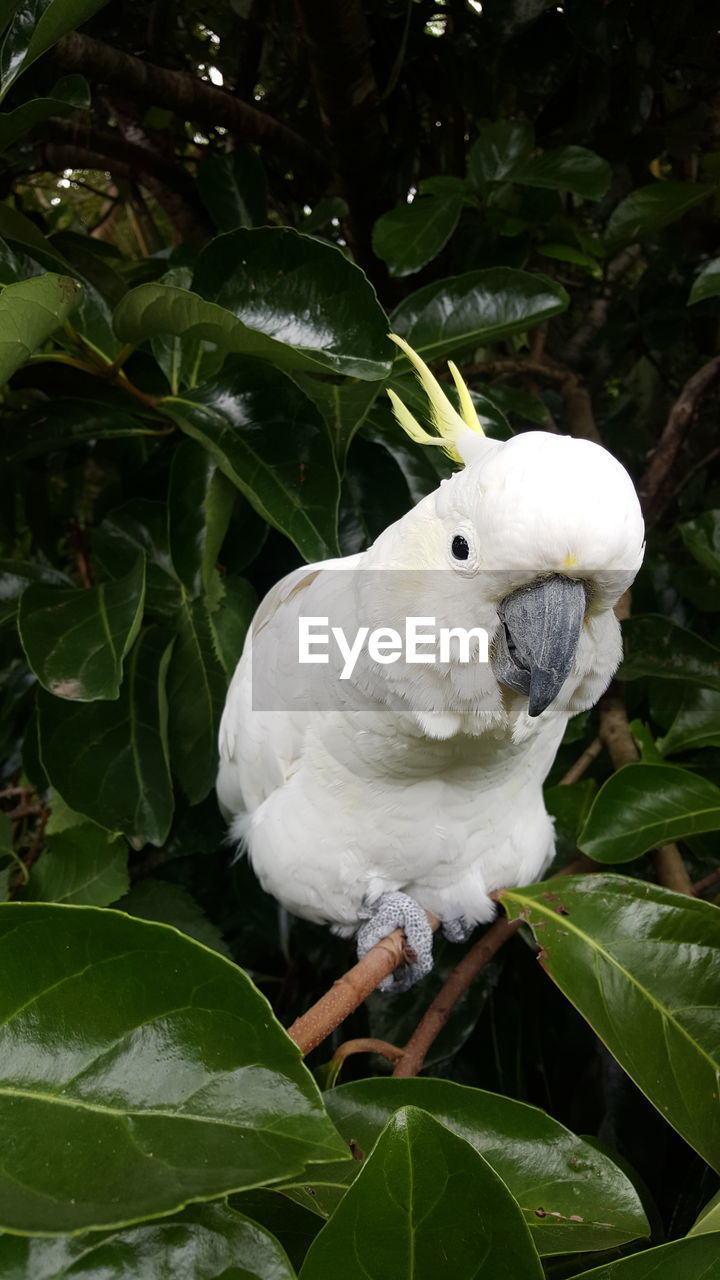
[217,335,645,991]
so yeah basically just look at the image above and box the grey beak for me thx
[493,575,587,717]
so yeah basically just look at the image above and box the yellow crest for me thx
[386,333,485,465]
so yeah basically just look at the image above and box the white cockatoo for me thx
[217,336,645,990]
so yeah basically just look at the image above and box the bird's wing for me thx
[217,553,362,817]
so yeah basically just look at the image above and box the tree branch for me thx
[391,917,523,1078]
[599,689,694,895]
[637,355,720,526]
[53,32,326,177]
[466,358,602,444]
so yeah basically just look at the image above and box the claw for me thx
[442,917,475,944]
[357,891,434,993]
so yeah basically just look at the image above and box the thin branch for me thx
[637,355,720,526]
[558,736,603,785]
[54,32,325,176]
[693,866,720,896]
[331,1037,404,1068]
[465,357,602,444]
[391,917,523,1078]
[599,689,694,895]
[287,913,440,1056]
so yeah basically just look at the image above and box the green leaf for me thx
[299,1107,544,1280]
[689,1187,720,1236]
[467,119,534,188]
[0,1203,299,1279]
[0,0,108,101]
[93,500,182,619]
[537,242,603,273]
[113,879,232,958]
[679,511,720,575]
[188,227,391,380]
[291,375,381,464]
[578,763,720,862]
[18,556,146,701]
[24,822,128,905]
[166,594,227,804]
[606,182,714,248]
[502,874,720,1172]
[689,257,720,305]
[510,146,611,200]
[0,272,80,382]
[168,439,235,605]
[372,191,464,277]
[0,902,346,1232]
[0,75,89,151]
[390,268,568,361]
[209,575,256,679]
[657,687,720,755]
[571,1235,720,1278]
[164,357,341,563]
[37,628,174,847]
[620,616,720,692]
[284,1077,649,1256]
[3,397,162,461]
[196,145,267,230]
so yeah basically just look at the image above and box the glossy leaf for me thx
[4,397,161,460]
[689,1187,720,1236]
[209,575,256,679]
[657,687,720,755]
[372,191,464,277]
[467,119,534,188]
[605,182,714,247]
[168,439,235,605]
[502,874,720,1172]
[0,1203,298,1279]
[24,822,128,905]
[37,628,174,847]
[164,357,341,563]
[0,0,108,101]
[191,227,391,379]
[620,615,720,692]
[0,272,80,382]
[572,1235,720,1278]
[0,75,89,151]
[93,499,182,619]
[292,374,382,463]
[299,1107,544,1280]
[196,145,267,230]
[18,556,145,701]
[578,763,720,861]
[166,595,227,804]
[689,257,720,305]
[510,146,610,200]
[0,901,346,1232]
[390,268,568,360]
[284,1077,649,1256]
[679,511,720,575]
[114,879,232,958]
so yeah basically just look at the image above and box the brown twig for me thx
[287,913,440,1055]
[599,689,694,895]
[331,1037,404,1068]
[637,355,720,526]
[392,917,523,1078]
[465,357,602,444]
[558,736,603,785]
[693,867,720,896]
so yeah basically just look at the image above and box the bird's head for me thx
[359,336,644,734]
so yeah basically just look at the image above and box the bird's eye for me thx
[451,534,470,561]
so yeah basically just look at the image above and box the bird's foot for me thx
[441,917,475,944]
[357,891,433,994]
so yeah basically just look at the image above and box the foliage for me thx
[0,0,718,1275]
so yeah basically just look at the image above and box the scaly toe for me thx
[442,917,475,944]
[357,891,433,993]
